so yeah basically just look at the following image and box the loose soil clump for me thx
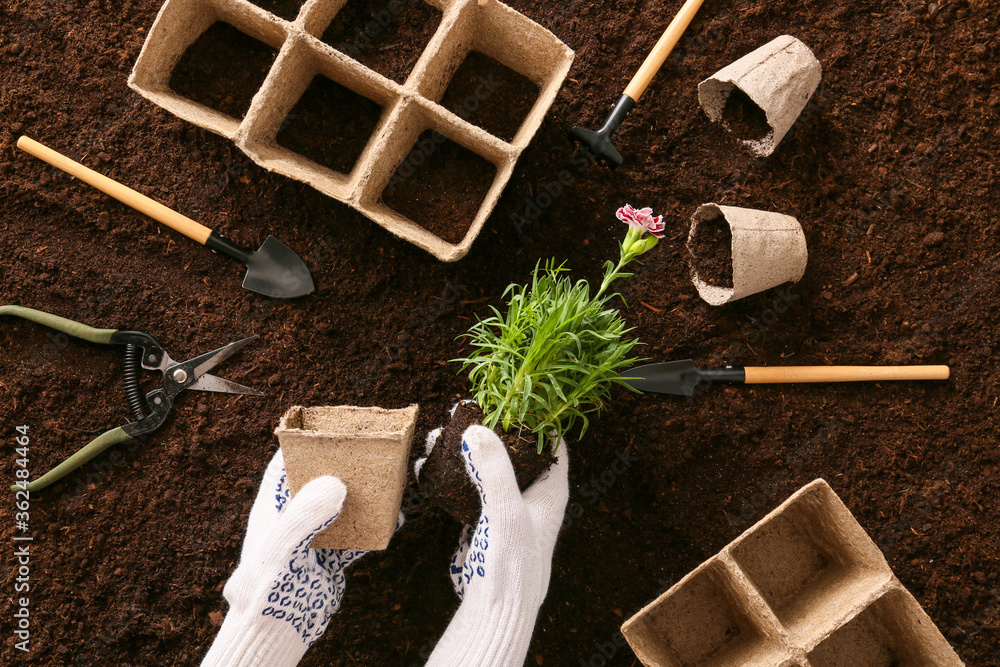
[169,22,279,120]
[321,0,443,83]
[418,401,552,525]
[440,51,539,142]
[276,75,382,174]
[722,87,770,141]
[380,130,496,244]
[688,212,734,288]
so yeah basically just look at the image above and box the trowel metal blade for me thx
[242,235,315,299]
[622,360,706,396]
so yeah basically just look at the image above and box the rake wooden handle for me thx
[743,366,951,384]
[623,0,707,102]
[17,136,213,245]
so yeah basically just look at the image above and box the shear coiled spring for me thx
[124,344,148,421]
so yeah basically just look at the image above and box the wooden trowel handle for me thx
[744,366,951,384]
[623,0,706,102]
[17,136,213,245]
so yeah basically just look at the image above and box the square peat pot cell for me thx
[416,0,573,148]
[318,0,445,83]
[130,0,289,139]
[275,405,419,551]
[169,22,280,120]
[807,589,963,666]
[621,561,784,667]
[379,128,498,245]
[438,50,540,142]
[238,38,397,199]
[275,75,384,174]
[249,0,307,22]
[729,480,891,644]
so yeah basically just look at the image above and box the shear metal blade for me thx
[185,335,258,380]
[165,335,261,397]
[186,373,263,396]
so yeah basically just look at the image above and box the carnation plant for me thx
[456,205,664,453]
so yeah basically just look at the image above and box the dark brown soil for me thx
[321,0,442,84]
[380,130,496,243]
[276,75,382,174]
[250,0,307,22]
[688,211,734,288]
[169,22,279,120]
[1,0,998,665]
[722,87,771,141]
[440,51,540,142]
[418,401,552,525]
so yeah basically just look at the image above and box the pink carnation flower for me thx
[616,204,665,238]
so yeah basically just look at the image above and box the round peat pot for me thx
[687,203,807,306]
[698,35,821,157]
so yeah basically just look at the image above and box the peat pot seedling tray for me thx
[621,479,963,667]
[130,0,574,261]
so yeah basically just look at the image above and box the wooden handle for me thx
[744,366,951,384]
[17,136,213,245]
[623,0,706,101]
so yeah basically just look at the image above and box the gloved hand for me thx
[202,449,396,667]
[420,424,569,667]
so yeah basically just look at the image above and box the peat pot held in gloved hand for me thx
[274,404,418,550]
[418,423,569,667]
[202,449,402,667]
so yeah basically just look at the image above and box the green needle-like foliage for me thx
[456,207,664,454]
[456,263,643,453]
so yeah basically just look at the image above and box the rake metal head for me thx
[568,94,637,169]
[569,126,624,168]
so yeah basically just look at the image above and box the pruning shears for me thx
[2,305,263,493]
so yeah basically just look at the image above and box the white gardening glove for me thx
[202,449,395,667]
[423,424,569,667]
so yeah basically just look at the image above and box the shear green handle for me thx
[0,305,117,344]
[2,305,128,493]
[11,427,134,493]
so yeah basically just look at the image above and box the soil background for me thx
[1,0,998,665]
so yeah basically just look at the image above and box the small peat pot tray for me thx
[275,404,418,550]
[620,479,963,667]
[130,0,574,261]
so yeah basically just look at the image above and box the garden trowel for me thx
[17,136,315,300]
[570,0,706,166]
[624,360,950,396]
